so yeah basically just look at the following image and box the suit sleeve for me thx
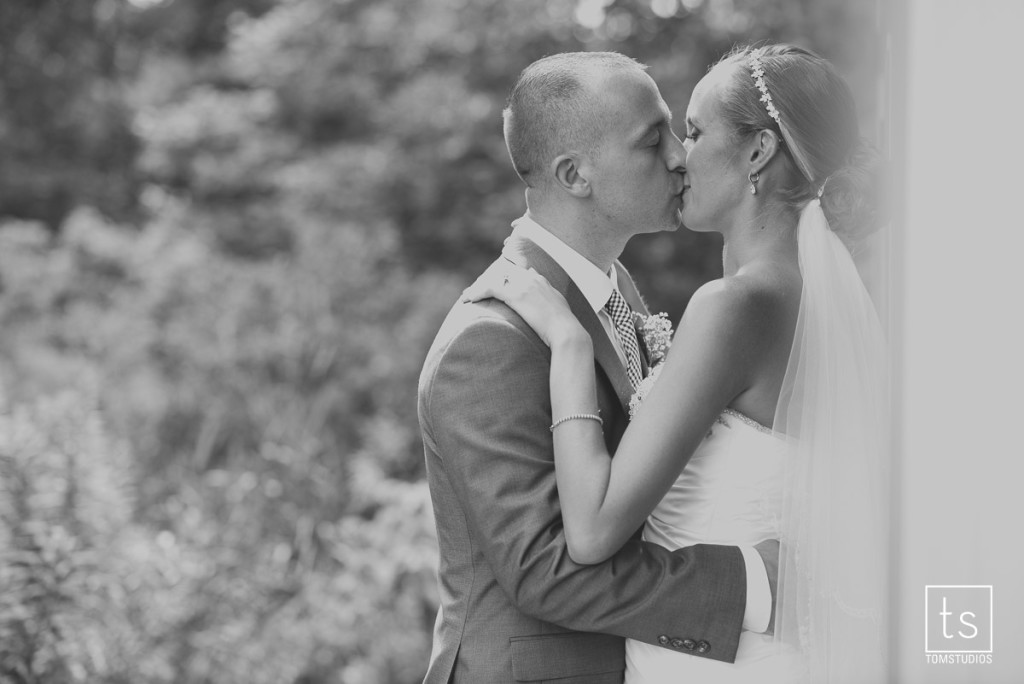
[421,312,747,663]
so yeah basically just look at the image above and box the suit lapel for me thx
[503,235,635,414]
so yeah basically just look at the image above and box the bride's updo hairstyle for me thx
[713,44,881,244]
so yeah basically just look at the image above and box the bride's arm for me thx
[464,269,775,564]
[553,281,771,562]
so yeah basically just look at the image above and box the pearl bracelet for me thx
[549,412,603,432]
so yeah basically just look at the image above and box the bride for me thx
[464,44,889,683]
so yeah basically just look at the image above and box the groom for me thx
[418,52,776,683]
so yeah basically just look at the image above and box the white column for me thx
[895,0,1024,681]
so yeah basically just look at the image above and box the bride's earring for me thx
[748,170,760,195]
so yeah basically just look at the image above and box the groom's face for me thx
[582,70,686,238]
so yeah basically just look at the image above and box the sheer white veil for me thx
[771,197,891,682]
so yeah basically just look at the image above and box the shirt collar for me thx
[510,214,619,314]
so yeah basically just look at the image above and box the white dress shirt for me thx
[509,214,772,634]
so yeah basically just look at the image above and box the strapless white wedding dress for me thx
[625,409,802,683]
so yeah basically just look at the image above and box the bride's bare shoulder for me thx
[680,268,797,345]
[685,269,791,318]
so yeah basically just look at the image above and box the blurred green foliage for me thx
[0,0,880,681]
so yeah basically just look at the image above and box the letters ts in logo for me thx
[925,585,993,653]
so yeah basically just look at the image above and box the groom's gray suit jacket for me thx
[417,233,747,683]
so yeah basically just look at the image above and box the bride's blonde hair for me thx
[712,44,882,245]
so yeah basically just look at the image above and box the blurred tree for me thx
[0,0,138,228]
[123,0,276,57]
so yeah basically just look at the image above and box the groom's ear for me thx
[748,129,781,174]
[552,154,592,198]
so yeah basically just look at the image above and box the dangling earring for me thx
[748,170,760,195]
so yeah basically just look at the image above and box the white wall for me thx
[895,0,1024,681]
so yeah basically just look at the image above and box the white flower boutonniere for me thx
[634,311,674,366]
[628,312,675,420]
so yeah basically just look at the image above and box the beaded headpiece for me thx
[748,48,781,127]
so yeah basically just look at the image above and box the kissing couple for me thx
[419,45,889,684]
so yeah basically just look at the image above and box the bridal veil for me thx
[772,197,890,682]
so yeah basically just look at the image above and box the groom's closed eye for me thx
[631,114,671,149]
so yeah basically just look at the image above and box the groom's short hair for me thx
[503,52,647,188]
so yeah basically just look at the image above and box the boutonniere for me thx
[633,311,674,366]
[628,312,675,420]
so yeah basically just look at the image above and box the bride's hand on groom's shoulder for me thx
[754,538,780,635]
[462,267,586,349]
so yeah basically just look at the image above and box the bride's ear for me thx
[748,129,782,175]
[552,154,592,198]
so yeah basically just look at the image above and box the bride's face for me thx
[681,67,749,233]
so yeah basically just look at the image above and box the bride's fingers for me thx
[460,282,494,303]
[462,287,499,303]
[461,270,513,303]
[461,263,543,303]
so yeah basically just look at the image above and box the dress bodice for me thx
[625,409,800,684]
[642,409,786,551]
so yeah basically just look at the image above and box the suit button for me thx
[696,640,711,653]
[681,638,696,650]
[658,635,669,645]
[670,638,684,649]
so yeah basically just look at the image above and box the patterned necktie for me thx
[605,289,644,390]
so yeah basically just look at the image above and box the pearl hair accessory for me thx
[748,48,781,127]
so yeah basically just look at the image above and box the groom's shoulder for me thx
[426,296,544,365]
[419,254,549,394]
[426,255,540,347]
[418,296,549,415]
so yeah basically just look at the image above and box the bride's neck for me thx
[720,207,798,277]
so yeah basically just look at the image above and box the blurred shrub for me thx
[0,393,437,683]
[0,392,141,681]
